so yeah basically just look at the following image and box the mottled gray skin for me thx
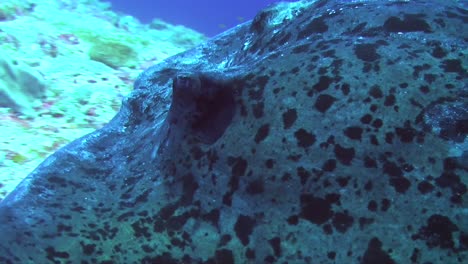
[0,0,467,263]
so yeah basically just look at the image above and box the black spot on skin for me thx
[80,242,96,255]
[419,85,430,94]
[424,74,436,84]
[215,249,235,264]
[322,159,336,172]
[133,219,151,238]
[203,209,220,227]
[45,247,70,261]
[367,200,378,212]
[265,159,275,169]
[264,255,275,263]
[277,32,292,47]
[384,95,396,106]
[364,180,373,191]
[380,199,391,212]
[360,114,373,124]
[252,101,264,118]
[297,167,311,185]
[332,211,354,233]
[362,238,396,264]
[290,66,300,74]
[245,248,256,259]
[141,253,179,264]
[246,179,264,195]
[218,234,232,247]
[287,154,301,162]
[341,83,350,95]
[354,44,380,62]
[317,66,327,75]
[417,180,434,194]
[56,223,72,233]
[460,232,468,251]
[254,124,270,143]
[441,59,465,74]
[369,85,383,98]
[248,76,269,100]
[297,17,328,39]
[190,146,204,160]
[336,176,350,187]
[364,156,378,168]
[300,194,333,225]
[313,76,333,92]
[287,215,299,225]
[395,124,417,143]
[431,44,447,58]
[344,126,363,140]
[222,192,233,206]
[228,157,248,177]
[323,224,333,234]
[294,129,316,148]
[117,211,135,222]
[282,109,297,129]
[443,156,459,171]
[314,94,336,113]
[348,22,367,35]
[292,44,310,54]
[334,144,355,165]
[371,119,383,129]
[383,15,432,33]
[281,172,292,182]
[132,189,150,205]
[325,193,340,204]
[234,215,256,246]
[413,214,458,249]
[413,64,431,78]
[322,50,334,58]
[383,162,402,178]
[181,174,199,203]
[141,245,153,253]
[385,132,394,144]
[269,237,281,257]
[383,161,411,193]
[435,164,466,204]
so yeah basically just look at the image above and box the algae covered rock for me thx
[88,39,138,68]
[0,0,466,263]
[0,53,46,114]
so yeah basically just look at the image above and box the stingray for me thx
[0,0,466,263]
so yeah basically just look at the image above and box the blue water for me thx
[110,0,297,36]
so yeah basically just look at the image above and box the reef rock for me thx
[0,0,466,263]
[0,54,46,114]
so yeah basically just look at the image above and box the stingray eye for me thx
[170,74,236,144]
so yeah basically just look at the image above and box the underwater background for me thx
[110,0,296,36]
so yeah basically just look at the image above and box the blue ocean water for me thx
[110,0,297,36]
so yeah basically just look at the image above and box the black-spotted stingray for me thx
[0,0,467,263]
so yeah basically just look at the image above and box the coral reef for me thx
[0,0,205,200]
